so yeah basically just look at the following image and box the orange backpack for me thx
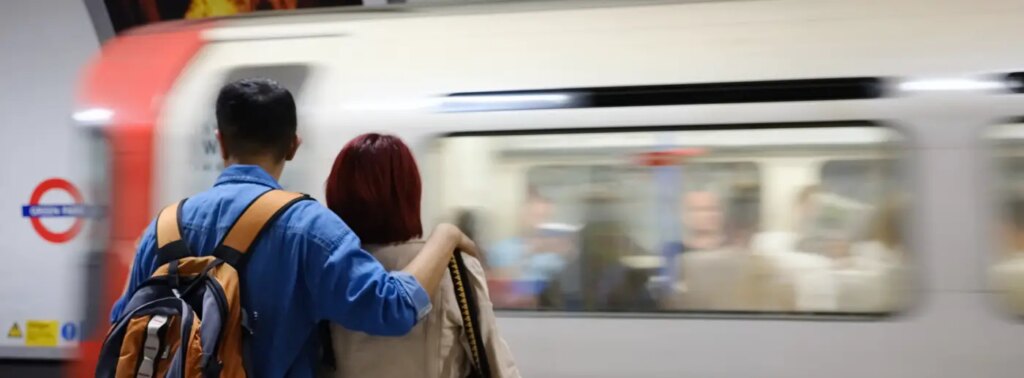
[97,190,310,378]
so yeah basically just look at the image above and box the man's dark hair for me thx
[215,78,297,159]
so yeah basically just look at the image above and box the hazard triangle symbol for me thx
[7,323,22,338]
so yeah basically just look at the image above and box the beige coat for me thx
[326,241,521,378]
[663,249,797,312]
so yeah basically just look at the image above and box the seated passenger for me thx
[681,190,727,252]
[324,133,521,378]
[666,184,797,312]
[657,190,725,295]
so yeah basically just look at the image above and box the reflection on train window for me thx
[435,125,909,315]
[988,123,1024,316]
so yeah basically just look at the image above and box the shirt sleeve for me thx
[109,220,158,323]
[304,221,432,336]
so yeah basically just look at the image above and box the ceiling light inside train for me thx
[898,78,1006,92]
[439,93,579,113]
[341,98,440,111]
[72,108,114,126]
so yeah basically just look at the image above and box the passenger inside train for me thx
[657,188,726,297]
[486,188,576,308]
[539,189,654,311]
[665,183,797,312]
[679,189,726,252]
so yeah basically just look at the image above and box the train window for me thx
[988,123,1024,316]
[434,124,909,315]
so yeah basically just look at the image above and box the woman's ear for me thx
[286,135,302,161]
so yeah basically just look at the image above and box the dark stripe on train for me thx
[439,77,885,113]
[1006,73,1024,93]
[444,120,878,138]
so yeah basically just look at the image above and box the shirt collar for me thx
[214,164,283,189]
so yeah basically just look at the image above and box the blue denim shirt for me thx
[111,165,432,377]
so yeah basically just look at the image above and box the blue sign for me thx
[21,204,103,218]
[61,322,77,341]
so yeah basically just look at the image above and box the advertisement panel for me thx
[104,0,366,33]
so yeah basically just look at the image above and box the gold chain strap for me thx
[448,255,484,373]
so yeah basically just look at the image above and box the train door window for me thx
[79,127,112,341]
[434,123,908,316]
[187,65,311,194]
[987,123,1024,316]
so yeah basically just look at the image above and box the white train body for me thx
[76,0,1024,376]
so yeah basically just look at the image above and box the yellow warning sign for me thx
[25,320,58,347]
[7,323,21,339]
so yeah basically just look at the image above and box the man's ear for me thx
[216,130,229,162]
[285,135,301,161]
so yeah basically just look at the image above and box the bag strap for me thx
[212,189,310,268]
[155,199,193,270]
[449,252,491,378]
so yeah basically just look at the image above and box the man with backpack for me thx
[99,78,477,377]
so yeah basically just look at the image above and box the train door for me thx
[156,35,342,207]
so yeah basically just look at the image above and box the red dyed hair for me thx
[325,133,423,244]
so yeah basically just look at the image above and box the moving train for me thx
[73,0,1024,376]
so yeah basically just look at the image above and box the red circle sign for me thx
[28,178,85,243]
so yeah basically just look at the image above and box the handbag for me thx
[448,251,492,378]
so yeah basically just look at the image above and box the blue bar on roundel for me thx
[21,204,103,218]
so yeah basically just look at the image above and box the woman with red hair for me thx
[324,133,521,378]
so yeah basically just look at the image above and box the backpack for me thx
[97,189,310,378]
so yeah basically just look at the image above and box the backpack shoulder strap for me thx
[154,199,193,268]
[213,189,310,268]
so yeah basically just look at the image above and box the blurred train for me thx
[72,0,1024,376]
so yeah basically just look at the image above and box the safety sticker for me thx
[7,323,22,339]
[25,320,58,347]
[21,178,103,244]
[61,322,77,341]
